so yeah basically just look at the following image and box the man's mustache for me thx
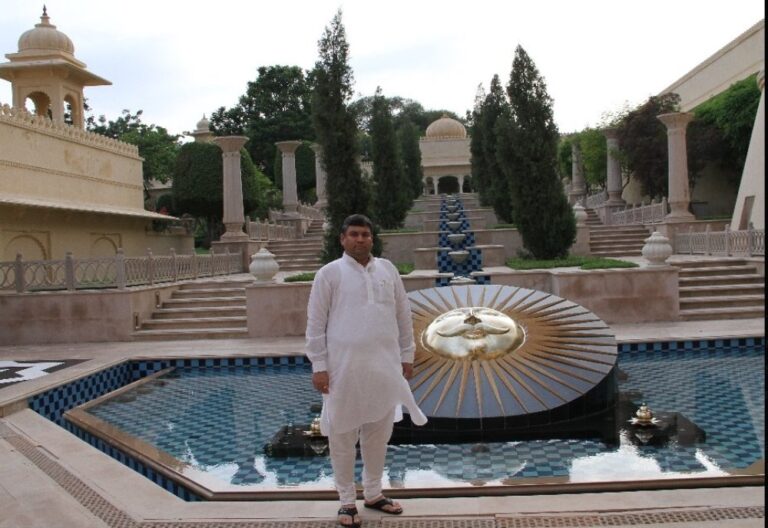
[436,322,511,338]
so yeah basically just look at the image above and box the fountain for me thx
[446,221,462,231]
[447,232,466,246]
[446,212,460,221]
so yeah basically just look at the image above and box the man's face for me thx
[422,307,525,360]
[340,224,373,263]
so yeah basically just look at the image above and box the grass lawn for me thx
[283,263,414,282]
[506,255,639,270]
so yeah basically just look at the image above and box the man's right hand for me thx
[312,371,330,394]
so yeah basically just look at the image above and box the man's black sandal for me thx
[364,496,403,515]
[337,506,361,528]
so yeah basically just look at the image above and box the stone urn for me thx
[249,248,280,282]
[641,231,672,267]
[573,204,588,226]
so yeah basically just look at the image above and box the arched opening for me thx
[90,236,118,257]
[462,175,473,193]
[437,176,460,194]
[4,235,47,261]
[64,93,81,127]
[24,91,52,119]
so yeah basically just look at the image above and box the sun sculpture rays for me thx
[407,284,618,419]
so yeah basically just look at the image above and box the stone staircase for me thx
[674,259,765,321]
[266,219,324,272]
[586,208,650,257]
[133,279,250,341]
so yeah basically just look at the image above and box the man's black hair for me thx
[341,214,374,234]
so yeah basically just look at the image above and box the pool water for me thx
[84,342,764,492]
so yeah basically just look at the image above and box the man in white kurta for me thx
[305,214,427,525]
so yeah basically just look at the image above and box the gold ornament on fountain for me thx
[309,416,322,436]
[630,402,660,426]
[422,307,525,361]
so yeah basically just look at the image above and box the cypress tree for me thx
[371,87,410,228]
[397,119,424,200]
[498,46,575,258]
[470,84,490,206]
[482,75,514,223]
[311,10,376,261]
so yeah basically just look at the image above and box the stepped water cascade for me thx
[436,195,489,286]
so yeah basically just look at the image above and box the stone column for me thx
[568,143,586,205]
[213,136,249,240]
[433,178,438,195]
[276,140,302,215]
[603,127,625,205]
[658,112,695,222]
[458,175,465,194]
[310,143,327,209]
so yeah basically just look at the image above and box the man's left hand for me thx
[402,363,413,380]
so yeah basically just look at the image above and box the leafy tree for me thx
[87,109,180,190]
[614,93,679,199]
[558,128,607,192]
[398,119,423,199]
[370,87,410,228]
[497,46,575,259]
[171,142,274,247]
[312,10,377,261]
[209,65,314,178]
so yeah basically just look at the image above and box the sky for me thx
[0,0,764,137]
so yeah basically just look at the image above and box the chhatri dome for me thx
[16,6,75,57]
[425,114,467,139]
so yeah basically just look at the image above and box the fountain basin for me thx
[446,221,462,231]
[446,212,460,221]
[447,233,466,246]
[448,250,469,264]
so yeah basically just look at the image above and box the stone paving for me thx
[0,318,764,527]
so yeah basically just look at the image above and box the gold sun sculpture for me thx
[408,285,618,419]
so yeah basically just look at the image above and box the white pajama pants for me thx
[328,407,396,505]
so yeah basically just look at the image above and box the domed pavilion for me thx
[419,114,471,195]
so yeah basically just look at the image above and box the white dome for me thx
[425,114,466,139]
[17,9,74,56]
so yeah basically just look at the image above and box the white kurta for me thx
[305,252,428,435]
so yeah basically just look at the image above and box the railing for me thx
[298,202,325,220]
[247,218,297,241]
[611,198,668,225]
[585,190,607,209]
[675,224,765,257]
[0,248,244,293]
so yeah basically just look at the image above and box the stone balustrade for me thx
[611,198,668,225]
[675,223,764,256]
[0,102,139,157]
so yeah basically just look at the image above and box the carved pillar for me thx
[658,112,695,222]
[458,175,465,194]
[213,136,249,241]
[276,140,302,215]
[568,143,586,205]
[603,127,625,206]
[311,143,327,209]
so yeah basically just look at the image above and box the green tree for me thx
[87,109,180,190]
[210,65,314,178]
[312,10,377,261]
[497,46,575,259]
[479,75,513,223]
[171,142,274,247]
[370,87,410,228]
[398,119,423,199]
[614,93,680,199]
[558,129,607,192]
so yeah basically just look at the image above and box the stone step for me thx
[178,280,253,290]
[590,244,645,252]
[680,294,765,309]
[679,284,765,297]
[163,297,247,308]
[267,240,323,248]
[269,248,323,257]
[278,263,322,272]
[172,287,247,299]
[672,259,748,269]
[590,232,650,240]
[132,328,250,341]
[679,305,766,321]
[590,240,646,247]
[678,274,765,287]
[151,306,247,319]
[678,265,758,277]
[140,316,247,330]
[590,249,643,257]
